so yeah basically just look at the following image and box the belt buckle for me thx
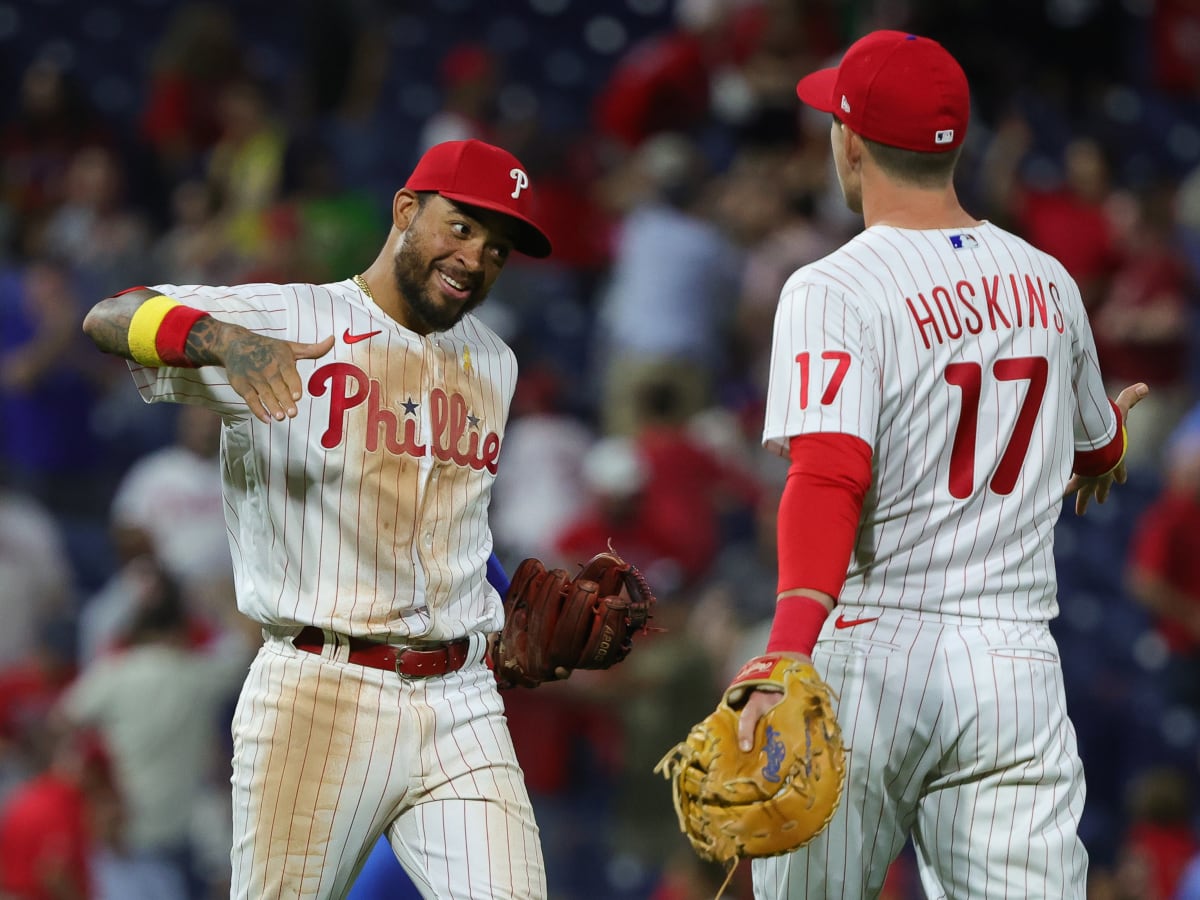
[393,642,444,680]
[392,642,419,680]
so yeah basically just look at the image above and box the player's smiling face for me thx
[391,193,515,334]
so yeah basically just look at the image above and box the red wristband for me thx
[1073,399,1126,477]
[154,305,210,367]
[766,595,830,656]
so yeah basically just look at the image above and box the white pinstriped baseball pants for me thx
[229,630,546,899]
[753,612,1088,900]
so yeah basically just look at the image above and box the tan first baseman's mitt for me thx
[655,654,846,865]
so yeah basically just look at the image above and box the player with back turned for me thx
[81,139,652,900]
[660,30,1148,899]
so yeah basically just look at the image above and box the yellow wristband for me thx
[127,295,180,367]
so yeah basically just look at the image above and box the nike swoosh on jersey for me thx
[343,328,382,344]
[833,614,880,629]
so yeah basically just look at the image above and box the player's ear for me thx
[392,190,422,231]
[843,127,864,172]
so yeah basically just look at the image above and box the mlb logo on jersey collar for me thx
[949,233,979,250]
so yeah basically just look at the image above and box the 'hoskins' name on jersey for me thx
[905,272,1067,350]
[308,362,501,473]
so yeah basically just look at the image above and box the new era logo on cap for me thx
[795,30,970,153]
[405,140,552,257]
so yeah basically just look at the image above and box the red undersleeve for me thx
[776,432,873,598]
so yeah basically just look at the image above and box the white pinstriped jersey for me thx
[130,279,517,642]
[763,222,1116,620]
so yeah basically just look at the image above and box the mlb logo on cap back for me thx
[796,30,970,153]
[406,140,552,258]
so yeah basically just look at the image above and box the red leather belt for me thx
[293,626,471,678]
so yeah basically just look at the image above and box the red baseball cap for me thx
[405,139,552,258]
[796,30,969,153]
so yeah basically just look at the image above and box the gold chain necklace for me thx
[353,274,374,300]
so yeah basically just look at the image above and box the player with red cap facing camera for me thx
[81,140,559,898]
[721,30,1147,899]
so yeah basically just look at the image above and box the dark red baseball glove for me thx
[494,549,655,688]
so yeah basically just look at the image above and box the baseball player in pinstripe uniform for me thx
[732,31,1148,899]
[82,140,556,899]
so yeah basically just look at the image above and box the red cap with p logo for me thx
[405,139,552,258]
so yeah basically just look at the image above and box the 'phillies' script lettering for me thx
[905,273,1066,350]
[308,362,501,473]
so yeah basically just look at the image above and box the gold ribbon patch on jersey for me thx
[462,345,473,374]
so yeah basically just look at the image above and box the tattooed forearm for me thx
[80,291,153,358]
[184,316,235,366]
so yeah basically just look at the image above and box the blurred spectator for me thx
[594,133,744,436]
[58,559,253,900]
[726,140,843,394]
[691,486,784,660]
[553,436,688,595]
[79,467,234,677]
[0,57,113,242]
[151,178,233,286]
[206,77,288,264]
[596,593,728,895]
[294,0,385,123]
[276,136,386,284]
[554,383,763,594]
[0,257,108,516]
[983,123,1122,312]
[416,43,501,153]
[0,486,73,669]
[139,2,247,185]
[298,4,394,204]
[1114,766,1200,900]
[719,0,841,129]
[1092,182,1197,474]
[592,0,767,151]
[0,726,117,900]
[40,145,153,298]
[105,404,232,628]
[630,382,763,580]
[501,679,621,900]
[490,366,595,568]
[1127,408,1200,712]
[0,626,77,807]
[1151,0,1200,97]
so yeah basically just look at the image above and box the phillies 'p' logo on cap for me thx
[796,30,970,154]
[405,140,552,258]
[509,167,529,199]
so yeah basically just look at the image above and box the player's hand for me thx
[217,326,335,423]
[1066,382,1149,515]
[734,651,812,751]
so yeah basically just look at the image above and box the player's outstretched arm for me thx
[1065,382,1149,515]
[83,288,334,423]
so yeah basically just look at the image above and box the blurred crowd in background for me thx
[3,0,1200,898]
